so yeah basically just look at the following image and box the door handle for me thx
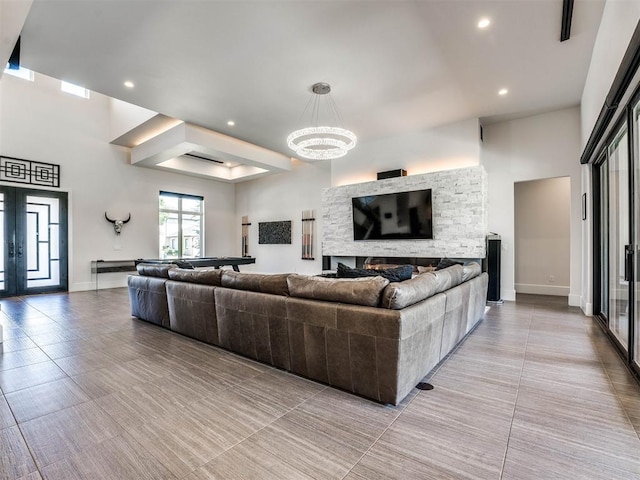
[8,242,14,258]
[625,244,634,282]
[16,244,22,258]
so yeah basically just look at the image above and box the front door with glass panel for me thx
[0,186,68,296]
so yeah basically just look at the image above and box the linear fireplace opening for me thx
[323,256,483,273]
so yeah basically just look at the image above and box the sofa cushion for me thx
[436,257,464,270]
[432,264,464,293]
[336,262,413,283]
[221,271,290,296]
[287,274,389,307]
[136,263,177,278]
[462,262,482,282]
[381,272,439,309]
[168,267,223,286]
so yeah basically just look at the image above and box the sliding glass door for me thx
[634,101,640,369]
[608,126,630,350]
[598,96,640,372]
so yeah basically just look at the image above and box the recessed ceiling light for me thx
[227,120,235,126]
[225,162,232,167]
[478,18,490,29]
[124,80,134,88]
[498,88,508,96]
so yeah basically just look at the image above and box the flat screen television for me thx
[352,189,433,240]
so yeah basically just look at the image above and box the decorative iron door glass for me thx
[0,186,68,296]
[26,195,61,288]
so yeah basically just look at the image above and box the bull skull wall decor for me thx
[105,212,131,235]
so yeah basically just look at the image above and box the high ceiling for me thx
[16,0,605,158]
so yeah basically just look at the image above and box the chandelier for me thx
[287,82,357,161]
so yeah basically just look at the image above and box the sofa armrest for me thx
[127,274,171,328]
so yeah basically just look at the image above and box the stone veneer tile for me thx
[322,166,488,258]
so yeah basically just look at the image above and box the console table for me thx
[91,259,140,291]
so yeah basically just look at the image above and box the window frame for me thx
[159,191,204,259]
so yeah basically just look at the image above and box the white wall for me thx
[109,98,158,142]
[579,2,640,316]
[514,177,571,296]
[235,159,330,275]
[482,106,582,305]
[331,118,481,187]
[581,1,640,147]
[0,1,32,71]
[0,72,236,291]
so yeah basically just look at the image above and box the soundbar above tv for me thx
[352,189,433,240]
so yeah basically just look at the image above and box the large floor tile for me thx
[0,361,66,394]
[5,377,90,423]
[0,425,38,479]
[40,433,177,480]
[502,423,640,480]
[0,336,38,353]
[70,363,151,399]
[183,444,316,480]
[19,401,123,468]
[0,348,50,372]
[0,394,16,429]
[51,349,118,376]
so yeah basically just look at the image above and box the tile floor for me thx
[1,289,640,479]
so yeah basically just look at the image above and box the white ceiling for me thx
[16,0,605,161]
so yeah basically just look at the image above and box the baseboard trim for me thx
[503,289,517,302]
[568,294,581,307]
[70,278,128,292]
[515,283,570,296]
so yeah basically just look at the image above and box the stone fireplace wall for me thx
[322,166,488,258]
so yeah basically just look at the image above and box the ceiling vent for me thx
[183,152,224,164]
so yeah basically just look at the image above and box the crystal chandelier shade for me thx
[287,83,357,161]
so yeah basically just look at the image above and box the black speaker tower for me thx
[486,234,503,304]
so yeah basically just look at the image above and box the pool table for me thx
[135,256,256,272]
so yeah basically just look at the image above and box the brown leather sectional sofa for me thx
[127,263,488,405]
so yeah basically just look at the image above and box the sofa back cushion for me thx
[221,271,290,296]
[136,263,177,278]
[381,272,439,309]
[168,267,223,286]
[462,262,482,282]
[432,264,464,293]
[287,274,389,307]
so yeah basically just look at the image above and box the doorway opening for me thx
[514,177,571,297]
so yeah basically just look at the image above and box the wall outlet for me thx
[549,275,555,283]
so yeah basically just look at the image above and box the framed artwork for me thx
[258,221,291,244]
